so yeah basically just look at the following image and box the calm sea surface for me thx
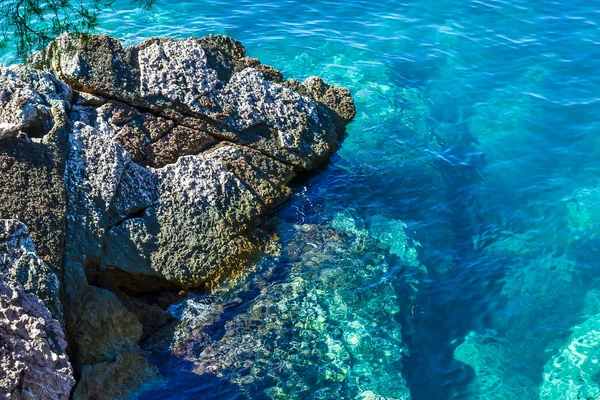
[4,0,600,399]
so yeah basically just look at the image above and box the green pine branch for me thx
[0,0,155,61]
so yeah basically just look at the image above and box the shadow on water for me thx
[398,120,498,400]
[328,86,509,398]
[135,357,249,400]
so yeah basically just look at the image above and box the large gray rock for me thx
[9,65,73,113]
[57,105,157,398]
[0,276,74,399]
[63,101,294,291]
[0,69,69,275]
[0,67,77,397]
[137,38,220,109]
[538,313,600,400]
[47,33,353,293]
[100,142,294,290]
[0,65,141,398]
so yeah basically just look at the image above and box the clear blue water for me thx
[4,0,600,399]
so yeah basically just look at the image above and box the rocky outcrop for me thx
[64,109,294,292]
[0,66,74,396]
[40,33,354,293]
[32,34,354,170]
[0,275,74,399]
[0,32,354,398]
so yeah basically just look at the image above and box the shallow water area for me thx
[3,0,600,399]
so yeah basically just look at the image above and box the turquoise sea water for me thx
[4,0,600,399]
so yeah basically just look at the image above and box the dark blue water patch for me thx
[397,126,497,399]
[135,357,249,400]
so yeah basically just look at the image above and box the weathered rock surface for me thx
[0,220,62,320]
[44,33,353,294]
[0,68,74,394]
[0,67,69,275]
[33,33,355,170]
[1,32,354,398]
[0,277,74,399]
[0,65,53,140]
[99,142,295,290]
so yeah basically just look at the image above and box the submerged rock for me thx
[145,220,413,399]
[74,353,158,400]
[539,313,600,400]
[454,241,587,399]
[454,330,538,400]
[565,185,600,242]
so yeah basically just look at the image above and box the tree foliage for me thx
[0,0,155,60]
